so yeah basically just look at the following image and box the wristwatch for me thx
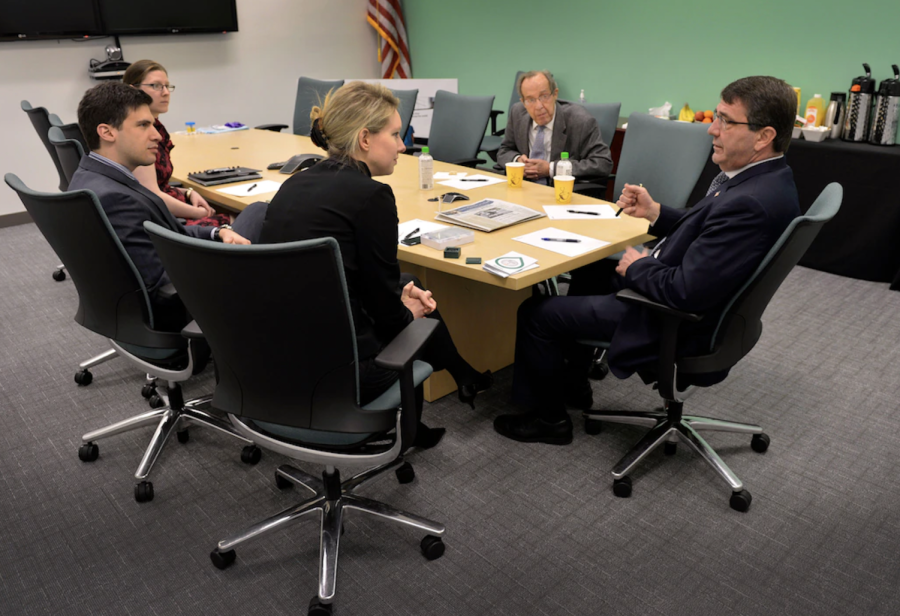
[213,224,233,242]
[184,187,194,202]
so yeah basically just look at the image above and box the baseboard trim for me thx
[0,211,33,229]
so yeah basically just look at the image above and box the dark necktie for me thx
[706,171,729,196]
[529,125,548,185]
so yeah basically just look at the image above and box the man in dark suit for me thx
[68,82,263,330]
[495,76,801,445]
[497,70,612,183]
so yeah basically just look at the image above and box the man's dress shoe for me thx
[493,411,573,445]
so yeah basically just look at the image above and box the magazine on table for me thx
[435,198,544,232]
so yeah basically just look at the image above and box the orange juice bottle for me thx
[805,94,826,127]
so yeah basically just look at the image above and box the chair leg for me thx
[583,409,662,428]
[318,501,344,602]
[341,458,404,493]
[277,465,325,495]
[181,406,253,444]
[134,409,181,480]
[611,420,677,479]
[81,406,169,442]
[217,497,326,553]
[343,494,445,536]
[684,415,763,435]
[79,348,118,370]
[676,421,743,491]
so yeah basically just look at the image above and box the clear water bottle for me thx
[419,146,434,190]
[556,152,573,177]
[579,89,586,104]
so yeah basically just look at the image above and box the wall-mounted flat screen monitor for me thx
[96,0,238,35]
[0,0,103,41]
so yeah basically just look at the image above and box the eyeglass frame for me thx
[712,110,760,130]
[140,83,176,92]
[522,92,555,107]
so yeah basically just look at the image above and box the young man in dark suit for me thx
[68,82,263,330]
[495,76,802,445]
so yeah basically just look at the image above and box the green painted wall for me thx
[405,0,900,136]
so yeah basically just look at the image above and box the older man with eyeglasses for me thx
[497,70,612,184]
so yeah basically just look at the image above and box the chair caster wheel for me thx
[210,549,236,570]
[148,394,166,409]
[589,362,609,381]
[241,445,262,465]
[141,384,157,399]
[176,429,189,444]
[730,489,752,512]
[308,596,333,615]
[134,481,154,503]
[74,369,93,386]
[613,476,632,498]
[664,442,677,456]
[420,535,445,561]
[52,268,66,282]
[751,433,770,453]
[275,471,293,490]
[395,461,415,484]
[584,418,603,435]
[78,442,99,462]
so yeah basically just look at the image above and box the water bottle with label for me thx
[419,146,434,190]
[556,152,573,177]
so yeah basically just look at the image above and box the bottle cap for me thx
[185,121,196,126]
[422,146,430,154]
[561,152,569,159]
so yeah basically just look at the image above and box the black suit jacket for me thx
[608,157,800,382]
[259,158,412,361]
[69,155,208,300]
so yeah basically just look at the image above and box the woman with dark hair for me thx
[123,59,228,227]
[260,82,492,444]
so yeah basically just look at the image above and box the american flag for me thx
[366,0,412,79]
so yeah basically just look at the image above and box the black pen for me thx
[246,183,258,193]
[567,209,599,216]
[402,227,420,240]
[460,178,488,182]
[541,237,581,243]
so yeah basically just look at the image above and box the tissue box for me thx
[421,227,474,251]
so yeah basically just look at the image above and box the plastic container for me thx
[421,227,474,251]
[804,94,826,127]
[185,121,196,134]
[579,89,586,104]
[555,152,573,178]
[418,146,434,190]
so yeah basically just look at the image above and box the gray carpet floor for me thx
[2,221,899,615]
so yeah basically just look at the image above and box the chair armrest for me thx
[254,124,288,132]
[615,288,702,323]
[489,109,505,136]
[374,319,440,372]
[406,145,422,155]
[180,320,205,339]
[447,157,488,168]
[169,180,182,188]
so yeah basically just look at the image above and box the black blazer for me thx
[259,158,412,360]
[609,157,800,382]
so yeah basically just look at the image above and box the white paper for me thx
[482,251,540,278]
[398,218,450,243]
[434,171,467,180]
[216,180,282,197]
[513,227,610,257]
[437,174,506,190]
[543,204,620,219]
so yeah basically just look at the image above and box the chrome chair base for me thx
[213,461,446,604]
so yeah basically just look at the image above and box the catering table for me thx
[171,129,653,400]
[686,138,900,288]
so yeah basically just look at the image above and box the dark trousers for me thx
[358,273,466,406]
[511,282,628,421]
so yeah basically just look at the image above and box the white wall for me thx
[1,0,379,216]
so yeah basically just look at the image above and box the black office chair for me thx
[49,113,90,155]
[480,70,526,161]
[48,126,85,189]
[580,183,843,512]
[4,174,262,503]
[570,102,622,198]
[145,223,446,616]
[256,77,345,136]
[389,87,419,141]
[22,100,68,192]
[413,90,494,167]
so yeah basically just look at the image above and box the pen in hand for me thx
[402,227,420,241]
[567,210,599,216]
[616,182,642,217]
[246,183,258,193]
[541,237,581,243]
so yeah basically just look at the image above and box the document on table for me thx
[398,218,450,243]
[434,171,468,180]
[483,251,539,278]
[216,180,282,197]
[542,204,620,219]
[437,174,506,190]
[513,227,610,257]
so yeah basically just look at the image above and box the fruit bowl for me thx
[801,127,829,142]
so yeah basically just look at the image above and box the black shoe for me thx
[493,411,573,445]
[458,370,493,410]
[564,381,594,411]
[412,422,446,449]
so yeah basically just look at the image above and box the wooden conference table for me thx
[171,129,653,401]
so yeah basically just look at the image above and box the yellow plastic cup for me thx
[554,175,575,204]
[506,162,525,187]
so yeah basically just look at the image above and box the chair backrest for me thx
[428,90,495,163]
[145,223,398,435]
[21,100,67,191]
[48,126,85,190]
[682,182,843,374]
[390,88,418,139]
[4,173,176,348]
[508,71,526,113]
[294,77,345,137]
[49,113,90,155]
[582,102,622,146]
[614,112,713,210]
